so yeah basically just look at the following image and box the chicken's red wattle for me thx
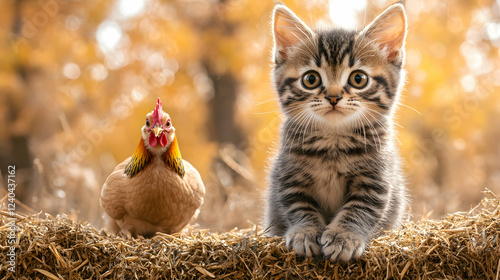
[149,131,157,147]
[160,133,168,147]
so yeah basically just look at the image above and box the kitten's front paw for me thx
[286,227,321,257]
[320,228,366,262]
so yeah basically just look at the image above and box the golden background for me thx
[1,0,499,231]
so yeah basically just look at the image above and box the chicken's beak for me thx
[153,126,164,137]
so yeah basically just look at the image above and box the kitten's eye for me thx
[301,71,322,89]
[348,70,369,89]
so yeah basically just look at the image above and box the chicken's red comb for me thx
[152,97,163,125]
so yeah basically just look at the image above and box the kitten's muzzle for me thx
[325,94,343,106]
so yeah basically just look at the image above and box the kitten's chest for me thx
[295,135,361,216]
[308,160,346,217]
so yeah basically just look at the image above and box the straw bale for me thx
[1,190,500,279]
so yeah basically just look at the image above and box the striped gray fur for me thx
[266,3,408,262]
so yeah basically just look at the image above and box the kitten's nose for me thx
[325,94,342,106]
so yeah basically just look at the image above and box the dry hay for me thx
[1,190,500,279]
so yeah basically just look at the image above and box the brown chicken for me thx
[100,97,205,238]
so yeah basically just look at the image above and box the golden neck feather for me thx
[124,138,152,178]
[124,136,185,178]
[164,137,185,178]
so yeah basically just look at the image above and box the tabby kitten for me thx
[265,3,408,262]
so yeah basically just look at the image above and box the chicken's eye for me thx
[146,119,150,127]
[166,121,171,128]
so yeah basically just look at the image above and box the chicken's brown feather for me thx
[101,156,204,237]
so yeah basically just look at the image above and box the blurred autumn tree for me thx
[0,0,499,230]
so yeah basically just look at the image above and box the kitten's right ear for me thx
[359,3,407,62]
[272,4,313,63]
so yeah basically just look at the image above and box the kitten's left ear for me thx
[360,3,407,62]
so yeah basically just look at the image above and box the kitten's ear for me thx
[272,4,313,63]
[360,3,407,61]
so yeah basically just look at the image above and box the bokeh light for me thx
[0,0,499,231]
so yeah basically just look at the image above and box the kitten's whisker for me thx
[357,103,386,114]
[295,110,313,147]
[354,113,367,150]
[362,107,403,129]
[263,114,286,132]
[357,52,376,61]
[291,32,317,60]
[354,28,370,50]
[264,105,303,131]
[356,50,377,61]
[359,114,368,150]
[300,113,311,146]
[358,102,403,129]
[281,106,303,133]
[288,46,315,58]
[253,97,279,106]
[357,49,377,54]
[355,101,405,130]
[297,110,316,148]
[395,102,422,116]
[282,105,304,114]
[353,34,364,51]
[295,24,319,56]
[359,111,381,150]
[358,53,376,60]
[360,107,390,127]
[299,112,310,146]
[290,110,311,152]
[283,109,310,152]
[264,105,301,129]
[283,111,303,142]
[363,109,390,133]
[252,109,282,115]
[363,109,403,146]
[355,45,378,56]
[280,106,300,114]
[302,111,316,146]
[355,38,379,58]
[312,111,319,139]
[358,37,379,52]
